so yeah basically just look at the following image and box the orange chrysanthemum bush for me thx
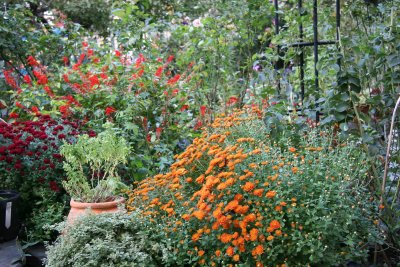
[127,107,378,266]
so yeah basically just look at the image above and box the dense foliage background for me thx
[0,0,399,264]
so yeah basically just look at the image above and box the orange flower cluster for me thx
[127,107,297,265]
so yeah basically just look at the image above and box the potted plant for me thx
[60,123,129,224]
[0,190,20,242]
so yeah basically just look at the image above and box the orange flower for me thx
[275,230,282,236]
[220,233,233,243]
[233,254,240,262]
[225,200,239,212]
[215,250,221,257]
[269,219,281,230]
[251,245,264,256]
[292,166,298,174]
[217,183,227,190]
[192,233,201,242]
[196,175,205,184]
[249,163,258,169]
[249,228,259,241]
[266,190,277,198]
[289,147,296,153]
[243,182,255,192]
[234,193,244,201]
[275,205,282,211]
[235,205,249,214]
[244,213,256,223]
[198,250,205,257]
[267,235,274,241]
[253,188,264,197]
[192,210,206,220]
[226,246,235,257]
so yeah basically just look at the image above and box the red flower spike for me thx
[15,102,24,109]
[180,105,189,112]
[155,67,163,77]
[166,55,174,63]
[200,106,207,116]
[31,106,40,114]
[8,112,19,119]
[27,56,39,66]
[87,49,94,57]
[105,106,116,116]
[44,86,55,98]
[23,75,32,85]
[156,127,162,139]
[63,56,69,66]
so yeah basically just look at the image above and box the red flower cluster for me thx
[0,114,94,192]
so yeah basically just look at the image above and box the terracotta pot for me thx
[66,197,125,224]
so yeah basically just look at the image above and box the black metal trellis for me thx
[273,0,341,122]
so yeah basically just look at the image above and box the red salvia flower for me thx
[78,53,85,64]
[167,74,180,85]
[180,105,189,111]
[44,86,55,98]
[63,74,70,83]
[155,67,163,77]
[87,49,94,57]
[27,56,39,66]
[23,75,32,84]
[156,127,162,139]
[31,106,40,115]
[3,70,19,90]
[105,106,116,115]
[63,56,69,66]
[166,55,174,63]
[200,105,207,116]
[15,102,24,109]
[59,105,70,116]
[8,112,19,119]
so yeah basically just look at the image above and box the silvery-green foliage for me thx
[46,212,172,267]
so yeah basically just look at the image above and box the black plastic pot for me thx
[0,190,21,242]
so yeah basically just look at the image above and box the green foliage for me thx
[24,188,67,243]
[60,124,129,202]
[51,0,112,34]
[45,212,173,267]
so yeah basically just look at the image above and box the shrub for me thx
[127,107,379,266]
[3,50,201,179]
[45,212,173,267]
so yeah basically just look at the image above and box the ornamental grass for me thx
[127,107,379,266]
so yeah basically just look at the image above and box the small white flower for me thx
[193,18,202,27]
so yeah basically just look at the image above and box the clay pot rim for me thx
[70,197,125,209]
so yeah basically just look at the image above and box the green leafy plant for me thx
[45,211,173,267]
[60,124,129,202]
